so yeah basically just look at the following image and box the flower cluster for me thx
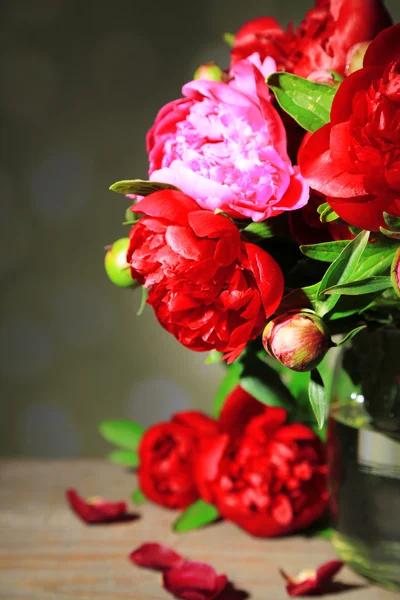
[135,386,328,538]
[103,0,400,546]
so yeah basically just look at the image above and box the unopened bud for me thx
[262,310,332,372]
[391,247,400,297]
[345,41,370,76]
[194,62,226,82]
[104,237,136,288]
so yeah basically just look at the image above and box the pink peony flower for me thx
[147,54,309,223]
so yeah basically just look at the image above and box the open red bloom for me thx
[195,397,328,537]
[128,191,284,362]
[138,411,219,510]
[300,24,400,231]
[231,0,391,78]
[280,560,344,596]
[163,560,227,600]
[66,489,128,524]
[129,543,184,571]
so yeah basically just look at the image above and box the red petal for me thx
[299,125,367,198]
[364,23,400,69]
[188,211,240,240]
[316,560,344,584]
[244,243,284,317]
[219,386,265,437]
[172,411,219,438]
[165,225,214,260]
[286,578,318,597]
[132,191,200,225]
[235,16,283,43]
[129,543,184,571]
[163,560,227,600]
[194,435,230,503]
[66,489,128,524]
[271,494,293,526]
[274,423,317,443]
[328,195,386,231]
[330,66,383,125]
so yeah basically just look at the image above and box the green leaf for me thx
[98,419,145,450]
[317,526,334,540]
[137,286,148,316]
[267,72,336,132]
[212,360,244,418]
[319,204,340,223]
[240,374,292,409]
[301,240,348,263]
[317,231,370,315]
[205,350,223,364]
[322,276,392,296]
[336,325,367,347]
[132,488,147,504]
[110,179,180,196]
[308,369,328,429]
[223,32,235,47]
[380,227,400,240]
[107,449,139,467]
[383,212,400,232]
[173,500,219,533]
[329,291,383,320]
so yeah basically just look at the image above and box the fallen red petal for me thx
[129,543,185,571]
[163,560,227,600]
[281,560,344,597]
[66,489,128,524]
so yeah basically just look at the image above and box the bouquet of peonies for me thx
[102,0,400,540]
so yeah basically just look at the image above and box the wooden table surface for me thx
[0,460,397,600]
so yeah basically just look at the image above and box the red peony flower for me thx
[231,17,296,72]
[280,560,343,596]
[66,489,129,524]
[299,24,400,231]
[163,561,227,600]
[195,397,328,537]
[231,0,391,78]
[129,543,184,571]
[128,190,284,362]
[138,410,219,509]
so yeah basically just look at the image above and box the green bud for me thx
[262,309,332,372]
[104,237,136,288]
[194,62,225,82]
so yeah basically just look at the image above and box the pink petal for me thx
[163,560,227,600]
[129,543,185,571]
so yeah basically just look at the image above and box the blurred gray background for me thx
[1,0,399,457]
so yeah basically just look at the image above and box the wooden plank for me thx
[0,460,397,600]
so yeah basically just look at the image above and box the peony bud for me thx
[104,237,137,288]
[391,247,400,297]
[194,62,225,82]
[262,310,332,372]
[345,41,370,76]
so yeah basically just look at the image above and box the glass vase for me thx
[327,326,400,590]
